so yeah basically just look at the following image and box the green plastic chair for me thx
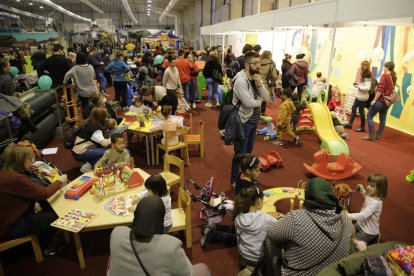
[197,72,206,100]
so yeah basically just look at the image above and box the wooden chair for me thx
[169,188,192,248]
[156,127,189,165]
[0,235,44,275]
[175,112,193,134]
[274,194,304,214]
[186,120,205,158]
[159,154,184,189]
[62,84,82,128]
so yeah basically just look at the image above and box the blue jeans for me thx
[181,81,190,102]
[230,122,257,183]
[206,78,218,101]
[96,72,107,92]
[348,98,367,129]
[189,79,198,103]
[367,101,389,136]
[72,147,107,166]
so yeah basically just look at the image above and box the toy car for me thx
[264,131,277,141]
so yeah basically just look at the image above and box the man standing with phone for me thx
[230,51,269,187]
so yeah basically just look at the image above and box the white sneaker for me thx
[216,102,221,108]
[80,162,93,173]
[205,102,212,107]
[192,103,196,109]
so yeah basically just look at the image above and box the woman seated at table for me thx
[72,107,111,173]
[0,143,68,255]
[109,196,211,276]
[83,92,121,124]
[141,85,178,115]
[265,178,354,275]
[149,105,181,147]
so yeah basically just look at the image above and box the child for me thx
[234,154,260,195]
[129,96,151,114]
[331,111,350,140]
[130,174,172,232]
[328,87,342,111]
[234,186,278,270]
[347,174,388,245]
[176,90,191,113]
[313,72,322,85]
[95,133,130,167]
[291,93,306,132]
[311,76,326,102]
[149,105,181,146]
[106,118,129,139]
[274,88,300,146]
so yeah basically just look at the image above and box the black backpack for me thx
[225,56,244,78]
[63,128,87,149]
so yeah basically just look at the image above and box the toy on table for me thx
[258,151,283,171]
[256,115,277,141]
[124,112,138,122]
[64,176,99,200]
[303,149,362,181]
[406,169,414,183]
[92,164,144,199]
[104,196,128,216]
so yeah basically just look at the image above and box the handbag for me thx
[266,64,275,87]
[130,231,150,276]
[383,75,400,107]
[212,68,223,82]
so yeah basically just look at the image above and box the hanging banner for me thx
[96,19,112,30]
[74,23,90,32]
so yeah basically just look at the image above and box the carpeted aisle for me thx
[2,93,414,276]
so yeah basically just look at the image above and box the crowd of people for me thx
[0,38,398,275]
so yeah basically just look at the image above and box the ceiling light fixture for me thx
[0,4,52,20]
[80,0,104,14]
[29,2,33,5]
[32,0,91,22]
[121,0,138,23]
[40,6,43,8]
[159,0,177,22]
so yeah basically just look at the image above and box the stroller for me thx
[185,177,233,225]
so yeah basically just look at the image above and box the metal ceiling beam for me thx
[0,3,52,20]
[79,0,104,14]
[32,0,91,22]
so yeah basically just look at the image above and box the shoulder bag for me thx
[383,75,400,107]
[130,231,150,276]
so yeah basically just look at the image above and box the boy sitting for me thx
[95,133,131,168]
[274,88,300,146]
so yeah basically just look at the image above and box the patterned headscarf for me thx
[304,178,341,213]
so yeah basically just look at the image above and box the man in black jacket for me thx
[38,44,72,88]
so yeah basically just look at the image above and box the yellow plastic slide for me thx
[308,103,349,156]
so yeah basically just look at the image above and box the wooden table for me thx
[262,187,305,213]
[48,168,150,269]
[121,115,183,166]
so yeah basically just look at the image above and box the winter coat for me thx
[259,59,278,88]
[281,59,292,88]
[288,60,309,85]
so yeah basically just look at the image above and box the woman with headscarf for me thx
[265,178,354,275]
[109,196,211,276]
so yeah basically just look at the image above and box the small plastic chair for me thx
[159,154,185,189]
[169,188,192,248]
[186,120,205,158]
[156,127,189,165]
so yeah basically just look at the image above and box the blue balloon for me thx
[10,66,19,77]
[38,75,53,90]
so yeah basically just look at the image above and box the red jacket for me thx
[175,57,191,83]
[0,171,62,238]
[377,74,394,103]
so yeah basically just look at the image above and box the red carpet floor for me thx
[2,93,414,276]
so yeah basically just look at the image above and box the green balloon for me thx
[10,66,19,77]
[38,75,53,90]
[154,55,164,65]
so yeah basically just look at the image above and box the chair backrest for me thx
[178,187,191,223]
[176,112,193,133]
[163,154,184,187]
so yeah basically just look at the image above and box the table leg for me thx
[145,134,150,166]
[73,232,86,269]
[150,133,155,166]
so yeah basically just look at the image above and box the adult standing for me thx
[163,56,182,109]
[109,196,211,275]
[63,52,98,110]
[38,44,72,88]
[224,47,235,67]
[288,53,308,99]
[88,47,107,96]
[175,49,192,104]
[363,61,397,141]
[0,143,67,255]
[72,107,111,173]
[9,49,26,75]
[203,52,222,107]
[187,53,199,109]
[141,85,178,114]
[259,50,278,114]
[266,178,353,275]
[230,51,269,186]
[105,52,131,109]
[345,60,372,132]
[30,45,46,73]
[281,54,292,89]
